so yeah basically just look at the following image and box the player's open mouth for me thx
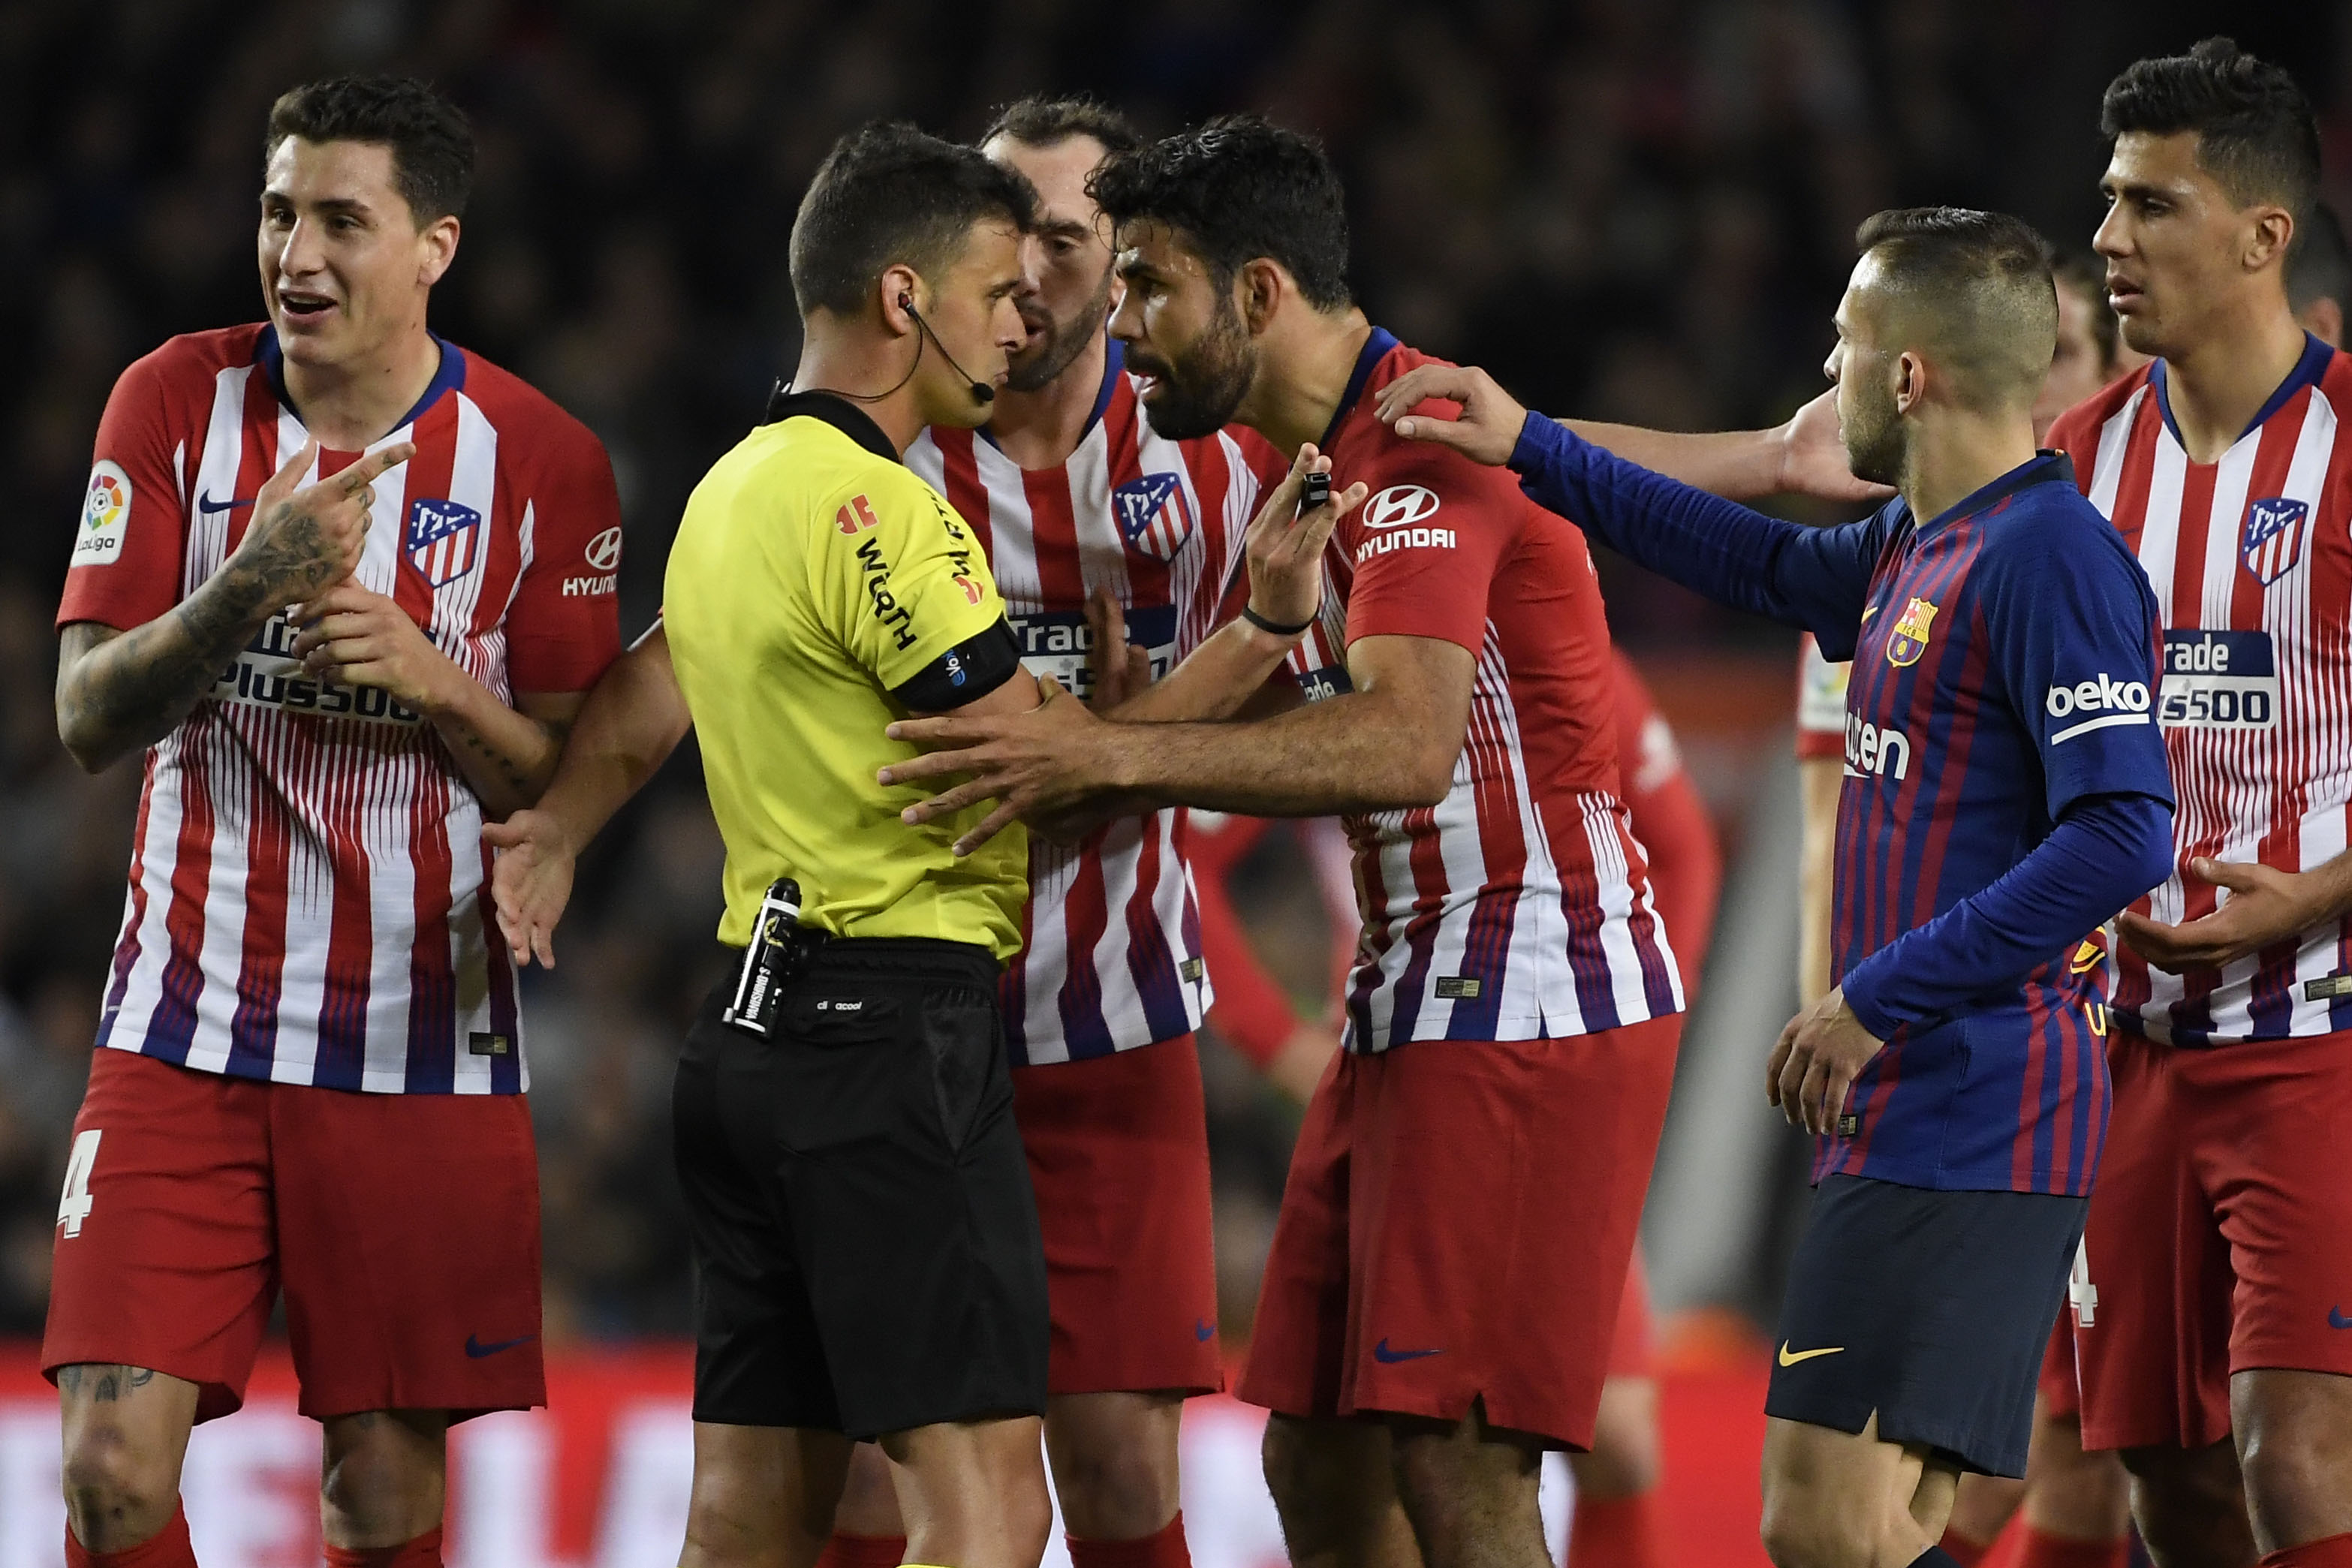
[2106,278,2145,311]
[279,290,336,320]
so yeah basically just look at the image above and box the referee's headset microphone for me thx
[768,292,994,417]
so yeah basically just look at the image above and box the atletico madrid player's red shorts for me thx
[1010,1032,1224,1396]
[1239,1018,1680,1449]
[1607,1250,1658,1381]
[2037,1308,2080,1419]
[2074,1025,2352,1452]
[44,1049,545,1423]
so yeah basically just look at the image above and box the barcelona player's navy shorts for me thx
[1766,1173,2086,1476]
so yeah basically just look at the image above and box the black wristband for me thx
[1242,604,1315,637]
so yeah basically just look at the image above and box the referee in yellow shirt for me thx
[660,124,1053,1568]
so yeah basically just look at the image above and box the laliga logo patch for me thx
[1363,484,1441,529]
[1884,596,1938,667]
[74,460,131,567]
[2242,496,2308,586]
[1114,472,1197,561]
[406,497,483,587]
[584,524,623,571]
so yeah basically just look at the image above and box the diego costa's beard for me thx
[1133,294,1256,441]
[1841,373,1906,489]
[1005,263,1115,394]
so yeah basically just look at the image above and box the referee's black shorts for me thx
[673,936,1049,1438]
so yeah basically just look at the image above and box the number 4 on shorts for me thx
[2068,1235,2097,1327]
[56,1129,101,1238]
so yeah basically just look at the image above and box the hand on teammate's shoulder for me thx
[1372,363,1527,468]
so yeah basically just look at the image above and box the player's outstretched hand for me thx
[1242,444,1365,629]
[2118,855,2338,973]
[1084,585,1155,714]
[1766,986,1887,1136]
[482,809,577,968]
[881,676,1117,856]
[232,438,417,611]
[1372,363,1528,467]
[1774,390,1895,504]
[290,581,456,712]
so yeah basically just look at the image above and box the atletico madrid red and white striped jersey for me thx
[1290,330,1684,1052]
[59,325,623,1093]
[2050,336,2352,1046]
[908,342,1281,1065]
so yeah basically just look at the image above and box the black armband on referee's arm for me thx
[889,617,1022,712]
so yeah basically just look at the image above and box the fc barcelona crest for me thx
[2242,496,2308,586]
[1113,472,1197,561]
[406,498,483,586]
[1885,596,1939,667]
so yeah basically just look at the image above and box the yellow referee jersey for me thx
[663,392,1027,962]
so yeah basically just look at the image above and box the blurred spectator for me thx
[0,0,2341,1337]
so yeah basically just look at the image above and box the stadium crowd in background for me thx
[4,0,2352,1405]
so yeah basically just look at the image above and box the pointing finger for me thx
[337,441,417,492]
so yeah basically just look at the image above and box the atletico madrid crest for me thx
[1885,595,1939,667]
[2242,496,2309,586]
[1113,472,1197,561]
[406,498,483,586]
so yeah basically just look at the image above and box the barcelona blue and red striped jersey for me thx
[1513,426,2172,1195]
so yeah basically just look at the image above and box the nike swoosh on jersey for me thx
[1372,1338,1445,1364]
[1777,1341,1846,1366]
[197,492,257,514]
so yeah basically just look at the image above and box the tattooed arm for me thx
[56,438,411,774]
[287,579,580,819]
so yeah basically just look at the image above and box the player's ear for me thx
[1893,349,1925,416]
[880,265,922,335]
[418,214,459,290]
[2245,205,2295,276]
[1238,257,1284,337]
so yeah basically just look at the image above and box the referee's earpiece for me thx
[896,289,995,406]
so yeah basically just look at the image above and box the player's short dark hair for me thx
[1089,114,1352,309]
[2052,250,2120,372]
[2290,201,2352,315]
[1854,206,2058,411]
[2100,38,2320,219]
[265,75,474,224]
[789,121,1038,319]
[980,95,1141,158]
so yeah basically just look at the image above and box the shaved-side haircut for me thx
[1853,206,2058,414]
